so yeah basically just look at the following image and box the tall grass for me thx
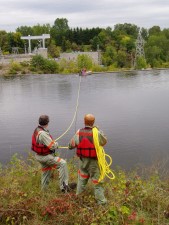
[0,154,169,225]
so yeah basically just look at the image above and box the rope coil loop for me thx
[93,127,115,182]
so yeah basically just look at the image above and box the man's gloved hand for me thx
[68,145,73,150]
[55,141,59,149]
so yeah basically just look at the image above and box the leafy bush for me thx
[135,56,147,69]
[30,55,59,74]
[42,59,59,74]
[92,64,108,72]
[77,54,93,70]
[9,61,22,71]
[58,58,79,74]
[161,61,169,68]
[30,55,45,68]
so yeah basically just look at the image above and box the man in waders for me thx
[31,115,76,192]
[68,114,107,205]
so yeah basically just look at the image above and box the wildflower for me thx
[128,211,137,220]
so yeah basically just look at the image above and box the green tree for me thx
[96,29,112,51]
[77,54,93,70]
[102,45,117,66]
[141,27,148,41]
[145,45,162,67]
[53,18,69,32]
[51,18,69,47]
[32,23,51,35]
[7,32,24,53]
[114,23,139,38]
[116,50,127,68]
[135,56,147,69]
[48,40,61,58]
[71,42,79,51]
[145,34,169,66]
[16,26,33,36]
[148,26,161,36]
[0,30,9,52]
[120,35,135,53]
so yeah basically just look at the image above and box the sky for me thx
[1,0,169,32]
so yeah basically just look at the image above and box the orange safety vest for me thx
[76,127,97,158]
[31,126,54,155]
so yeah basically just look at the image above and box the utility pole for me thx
[24,43,27,54]
[97,44,102,65]
[0,47,3,58]
[134,28,145,68]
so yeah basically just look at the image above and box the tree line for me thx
[1,18,169,69]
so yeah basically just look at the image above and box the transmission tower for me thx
[134,29,145,68]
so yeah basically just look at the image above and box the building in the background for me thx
[60,51,101,65]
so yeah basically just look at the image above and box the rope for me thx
[55,76,82,142]
[58,146,69,149]
[93,127,115,182]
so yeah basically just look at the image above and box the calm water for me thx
[0,70,169,170]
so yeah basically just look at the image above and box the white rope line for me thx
[55,75,82,142]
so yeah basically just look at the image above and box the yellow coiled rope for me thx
[93,127,115,182]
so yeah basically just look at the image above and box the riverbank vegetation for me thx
[1,18,169,73]
[0,154,169,225]
[0,54,109,76]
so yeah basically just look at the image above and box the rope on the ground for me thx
[93,127,115,182]
[55,76,82,142]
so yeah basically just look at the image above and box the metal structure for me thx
[12,47,19,54]
[134,29,145,68]
[0,47,3,58]
[21,34,50,53]
[97,44,102,65]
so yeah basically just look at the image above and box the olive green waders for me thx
[35,154,69,190]
[77,157,107,205]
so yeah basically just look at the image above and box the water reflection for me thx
[119,71,138,78]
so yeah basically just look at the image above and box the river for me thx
[0,70,169,170]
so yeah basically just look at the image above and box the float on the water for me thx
[79,70,92,76]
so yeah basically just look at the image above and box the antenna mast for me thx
[134,28,145,68]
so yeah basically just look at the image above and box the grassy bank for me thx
[1,54,169,77]
[0,154,169,225]
[0,54,152,77]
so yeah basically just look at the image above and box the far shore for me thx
[0,62,169,77]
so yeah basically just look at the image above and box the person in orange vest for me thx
[68,114,107,205]
[32,115,76,192]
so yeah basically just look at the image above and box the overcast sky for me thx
[1,0,169,32]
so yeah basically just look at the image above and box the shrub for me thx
[9,61,22,71]
[42,59,59,74]
[135,56,147,69]
[77,54,93,70]
[30,55,45,69]
[30,55,59,74]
